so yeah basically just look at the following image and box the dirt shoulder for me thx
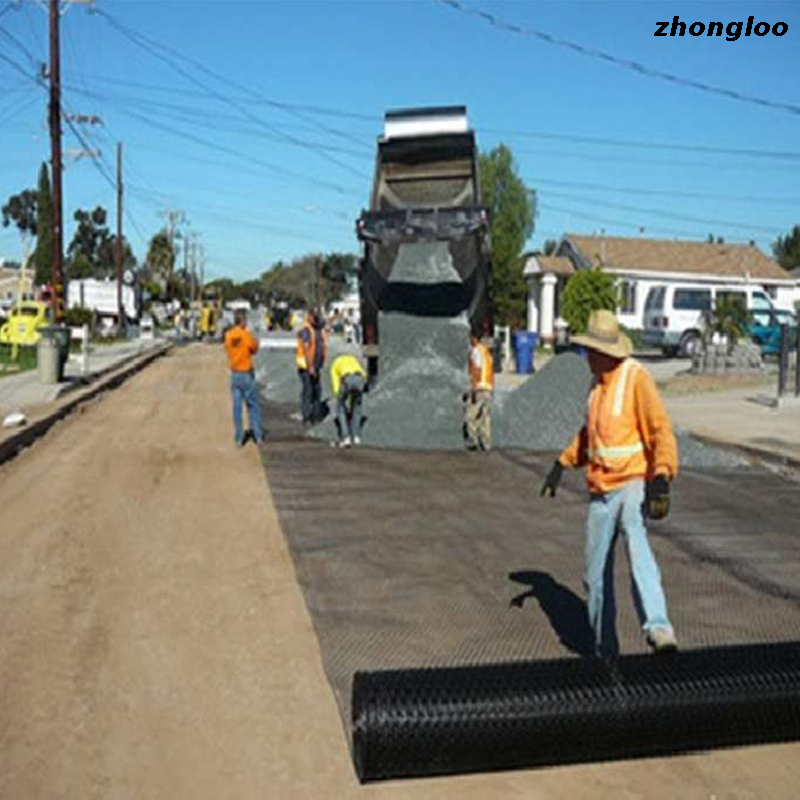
[0,344,796,800]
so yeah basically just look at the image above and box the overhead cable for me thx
[438,0,800,117]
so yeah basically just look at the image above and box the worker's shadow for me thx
[509,570,595,658]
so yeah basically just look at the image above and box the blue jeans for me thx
[337,374,364,438]
[230,371,263,444]
[585,479,673,658]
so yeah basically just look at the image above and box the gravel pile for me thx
[255,321,750,469]
[310,312,470,449]
[494,353,592,451]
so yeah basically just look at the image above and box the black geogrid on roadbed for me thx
[258,401,800,750]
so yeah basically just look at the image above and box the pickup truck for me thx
[750,308,798,355]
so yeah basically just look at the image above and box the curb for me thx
[0,343,171,468]
[689,431,800,471]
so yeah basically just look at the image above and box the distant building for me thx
[525,234,799,342]
[0,263,35,311]
[329,290,360,324]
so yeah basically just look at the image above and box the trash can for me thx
[38,325,70,383]
[37,334,61,384]
[513,331,538,374]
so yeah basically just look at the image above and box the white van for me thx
[643,283,774,357]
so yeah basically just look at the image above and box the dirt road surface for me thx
[1,345,797,799]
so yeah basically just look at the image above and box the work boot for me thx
[646,627,678,653]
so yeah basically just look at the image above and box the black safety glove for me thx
[646,475,671,520]
[540,460,564,498]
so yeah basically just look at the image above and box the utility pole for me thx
[116,141,124,334]
[48,0,64,322]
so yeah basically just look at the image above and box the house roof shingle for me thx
[565,234,791,282]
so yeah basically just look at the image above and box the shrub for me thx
[705,295,750,350]
[63,306,94,329]
[561,268,618,334]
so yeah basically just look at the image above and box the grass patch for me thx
[0,344,37,379]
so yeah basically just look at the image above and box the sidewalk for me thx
[0,337,166,422]
[666,384,800,463]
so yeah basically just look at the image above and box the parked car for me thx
[643,283,776,357]
[750,308,798,356]
[0,300,52,346]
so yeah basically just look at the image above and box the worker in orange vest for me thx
[296,309,328,427]
[224,309,263,446]
[466,332,495,451]
[540,309,678,660]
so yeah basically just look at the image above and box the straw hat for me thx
[571,309,632,359]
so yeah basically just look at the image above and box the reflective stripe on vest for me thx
[588,358,644,468]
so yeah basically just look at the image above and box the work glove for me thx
[540,461,564,498]
[646,475,671,520]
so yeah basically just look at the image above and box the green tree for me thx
[66,206,114,278]
[706,295,750,350]
[479,144,535,328]
[33,163,53,287]
[543,239,558,256]
[1,188,38,239]
[773,225,800,270]
[560,268,618,334]
[146,230,177,288]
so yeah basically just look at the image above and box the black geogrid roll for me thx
[352,642,800,782]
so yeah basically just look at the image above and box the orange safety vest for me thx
[469,342,495,391]
[296,321,328,371]
[586,358,647,483]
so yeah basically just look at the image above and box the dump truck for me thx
[356,106,492,375]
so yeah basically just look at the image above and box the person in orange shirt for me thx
[540,309,678,660]
[224,309,263,446]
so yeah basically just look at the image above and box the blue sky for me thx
[1,0,798,282]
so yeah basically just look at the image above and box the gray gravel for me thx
[310,312,470,449]
[257,320,751,469]
[495,353,592,451]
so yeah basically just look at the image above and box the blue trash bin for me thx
[513,331,538,374]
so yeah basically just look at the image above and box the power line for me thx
[482,127,800,162]
[92,7,371,179]
[0,21,41,69]
[117,105,363,199]
[530,177,800,207]
[540,189,784,234]
[438,0,800,117]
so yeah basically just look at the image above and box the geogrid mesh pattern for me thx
[259,404,800,777]
[352,642,800,781]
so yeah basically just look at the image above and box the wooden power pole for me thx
[48,0,64,322]
[116,141,124,333]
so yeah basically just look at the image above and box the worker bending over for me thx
[296,310,328,427]
[466,332,494,451]
[541,309,678,660]
[330,353,367,447]
[224,309,263,447]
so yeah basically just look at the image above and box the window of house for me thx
[673,289,712,311]
[618,280,636,314]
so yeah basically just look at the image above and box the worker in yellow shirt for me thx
[224,309,262,447]
[330,352,367,448]
[540,310,679,660]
